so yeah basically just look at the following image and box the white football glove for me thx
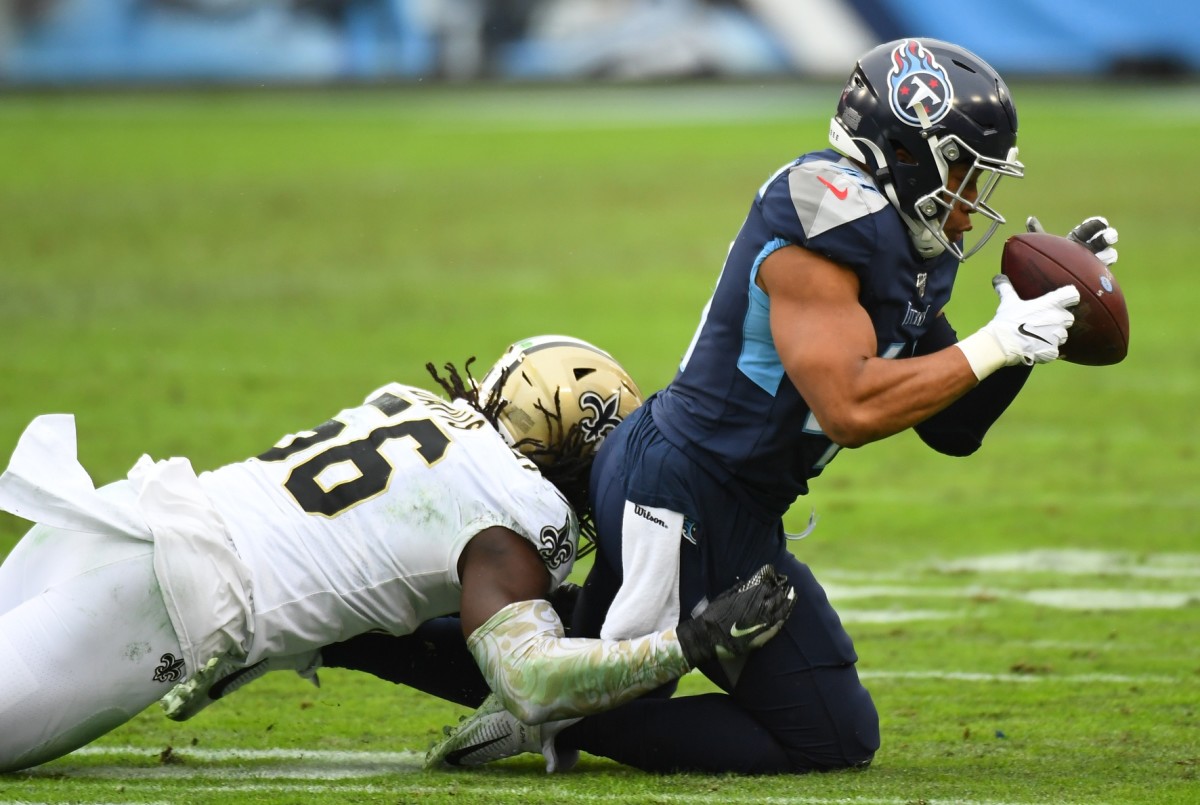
[956,274,1079,380]
[1026,215,1119,267]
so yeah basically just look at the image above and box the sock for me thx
[322,617,489,707]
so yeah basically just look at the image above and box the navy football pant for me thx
[560,543,879,773]
[565,403,879,773]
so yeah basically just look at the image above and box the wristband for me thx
[955,330,1008,381]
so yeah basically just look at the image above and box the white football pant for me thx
[0,518,182,773]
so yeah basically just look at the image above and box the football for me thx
[1000,232,1129,365]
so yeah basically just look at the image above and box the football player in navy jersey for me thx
[425,38,1118,774]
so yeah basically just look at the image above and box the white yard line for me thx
[69,746,421,762]
[816,549,1200,617]
[826,584,1199,612]
[806,491,1200,509]
[836,608,956,623]
[858,669,1180,685]
[931,549,1200,577]
[824,549,1200,582]
[53,745,424,780]
[0,781,1112,805]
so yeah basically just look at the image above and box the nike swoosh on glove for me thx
[675,564,796,666]
[956,274,1079,380]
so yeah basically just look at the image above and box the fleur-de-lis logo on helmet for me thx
[578,390,624,444]
[480,335,644,470]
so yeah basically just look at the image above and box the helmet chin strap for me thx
[903,103,953,259]
[890,186,947,259]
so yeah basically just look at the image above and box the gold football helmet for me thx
[480,335,643,469]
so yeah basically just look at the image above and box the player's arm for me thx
[758,245,980,447]
[912,314,1032,456]
[759,244,1078,448]
[457,527,792,724]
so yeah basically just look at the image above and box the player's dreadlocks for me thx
[426,358,599,557]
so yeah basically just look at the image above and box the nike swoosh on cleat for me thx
[817,176,849,200]
[729,623,763,638]
[1017,323,1052,344]
[443,734,510,766]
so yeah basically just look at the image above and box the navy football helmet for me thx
[828,38,1023,260]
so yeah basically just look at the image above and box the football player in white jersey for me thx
[0,335,795,773]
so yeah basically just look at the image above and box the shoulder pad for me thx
[787,158,889,239]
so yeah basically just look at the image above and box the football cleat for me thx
[425,693,579,773]
[160,651,322,722]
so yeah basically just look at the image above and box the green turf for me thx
[1,81,1197,804]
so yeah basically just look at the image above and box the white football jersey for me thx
[198,383,578,664]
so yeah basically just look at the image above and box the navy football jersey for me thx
[652,149,960,518]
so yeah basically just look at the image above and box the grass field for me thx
[1,80,1197,804]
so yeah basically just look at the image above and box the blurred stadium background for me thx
[1,0,1197,85]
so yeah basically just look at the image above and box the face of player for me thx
[941,161,980,246]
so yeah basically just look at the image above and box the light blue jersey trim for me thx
[737,237,790,395]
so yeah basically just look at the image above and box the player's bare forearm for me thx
[760,245,978,447]
[787,335,979,447]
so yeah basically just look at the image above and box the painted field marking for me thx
[836,608,955,624]
[858,669,1179,685]
[808,490,1200,509]
[819,549,1200,622]
[45,745,423,780]
[826,583,1199,612]
[814,549,1200,580]
[1019,588,1197,609]
[1,776,1113,805]
[69,746,421,762]
[932,549,1200,578]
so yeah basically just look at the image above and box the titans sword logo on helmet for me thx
[887,40,954,127]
